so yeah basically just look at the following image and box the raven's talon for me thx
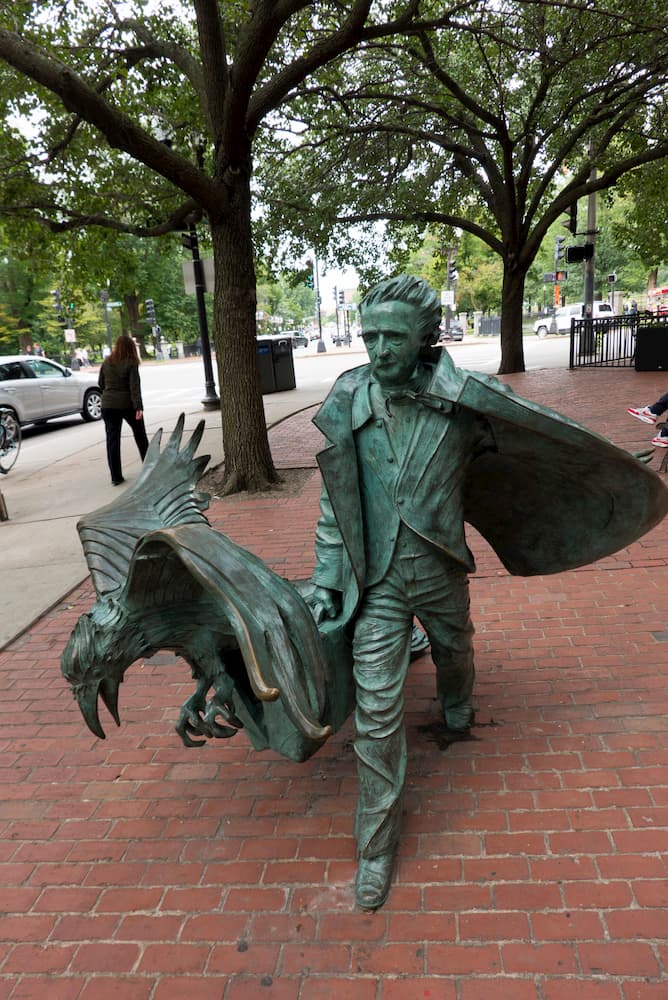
[204,699,241,739]
[206,697,243,730]
[176,705,214,747]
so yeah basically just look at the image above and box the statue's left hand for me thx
[306,585,341,624]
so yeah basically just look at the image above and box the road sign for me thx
[182,257,215,294]
[105,300,122,308]
[441,289,455,306]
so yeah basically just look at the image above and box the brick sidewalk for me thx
[1,366,668,999]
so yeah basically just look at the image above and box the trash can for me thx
[271,336,296,392]
[256,336,296,394]
[635,324,668,371]
[256,338,275,393]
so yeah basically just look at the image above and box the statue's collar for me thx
[354,367,431,428]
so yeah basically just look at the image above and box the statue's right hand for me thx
[307,585,341,624]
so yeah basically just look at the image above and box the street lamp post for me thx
[98,289,113,350]
[181,225,219,409]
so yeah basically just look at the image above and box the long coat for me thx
[312,349,668,629]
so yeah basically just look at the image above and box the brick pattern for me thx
[1,367,668,998]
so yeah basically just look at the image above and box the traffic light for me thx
[562,203,578,236]
[145,298,156,321]
[305,273,314,289]
[305,259,314,288]
[50,290,66,325]
[338,290,345,305]
[565,243,594,263]
[555,270,568,282]
[448,260,458,282]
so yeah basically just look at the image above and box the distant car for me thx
[280,330,308,348]
[534,302,614,337]
[0,355,102,426]
[438,321,464,343]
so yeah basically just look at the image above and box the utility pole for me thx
[583,166,597,319]
[99,289,113,350]
[314,256,324,349]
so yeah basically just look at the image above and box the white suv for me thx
[534,302,614,337]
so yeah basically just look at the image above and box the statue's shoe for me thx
[444,699,474,731]
[355,851,395,910]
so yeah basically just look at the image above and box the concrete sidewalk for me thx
[1,365,668,998]
[0,346,367,651]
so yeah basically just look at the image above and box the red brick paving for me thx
[1,366,668,998]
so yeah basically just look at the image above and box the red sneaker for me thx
[627,406,657,424]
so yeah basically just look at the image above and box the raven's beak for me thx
[77,683,107,739]
[99,677,121,727]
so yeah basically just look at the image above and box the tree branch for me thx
[0,27,223,212]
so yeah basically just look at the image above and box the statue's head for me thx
[358,275,441,388]
[61,601,137,739]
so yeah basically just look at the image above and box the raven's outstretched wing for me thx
[78,414,211,598]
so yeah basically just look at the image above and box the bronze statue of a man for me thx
[307,275,493,908]
[61,281,668,915]
[306,273,668,909]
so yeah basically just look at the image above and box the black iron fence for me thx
[478,315,501,336]
[569,314,668,370]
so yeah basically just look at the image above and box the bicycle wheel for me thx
[0,410,20,474]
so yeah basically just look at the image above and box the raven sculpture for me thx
[61,416,355,762]
[62,408,668,763]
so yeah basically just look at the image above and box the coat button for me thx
[387,455,394,463]
[376,420,384,428]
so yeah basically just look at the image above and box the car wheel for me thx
[535,325,548,338]
[82,388,102,421]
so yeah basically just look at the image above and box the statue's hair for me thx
[359,274,442,344]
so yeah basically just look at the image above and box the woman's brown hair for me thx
[109,335,141,365]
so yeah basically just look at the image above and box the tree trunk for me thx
[210,174,278,494]
[498,264,527,374]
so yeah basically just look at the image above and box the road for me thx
[0,334,571,649]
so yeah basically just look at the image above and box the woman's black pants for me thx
[102,408,149,483]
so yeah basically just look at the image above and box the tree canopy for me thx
[264,1,668,371]
[0,0,433,490]
[0,0,665,475]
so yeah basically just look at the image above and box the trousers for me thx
[352,527,474,859]
[650,391,668,416]
[102,408,149,483]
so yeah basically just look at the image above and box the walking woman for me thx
[99,335,149,485]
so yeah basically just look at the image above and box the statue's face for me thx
[361,301,426,388]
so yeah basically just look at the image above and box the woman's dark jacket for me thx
[99,361,143,411]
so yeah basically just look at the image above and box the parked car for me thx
[533,302,614,337]
[0,355,102,426]
[438,321,464,343]
[291,332,309,348]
